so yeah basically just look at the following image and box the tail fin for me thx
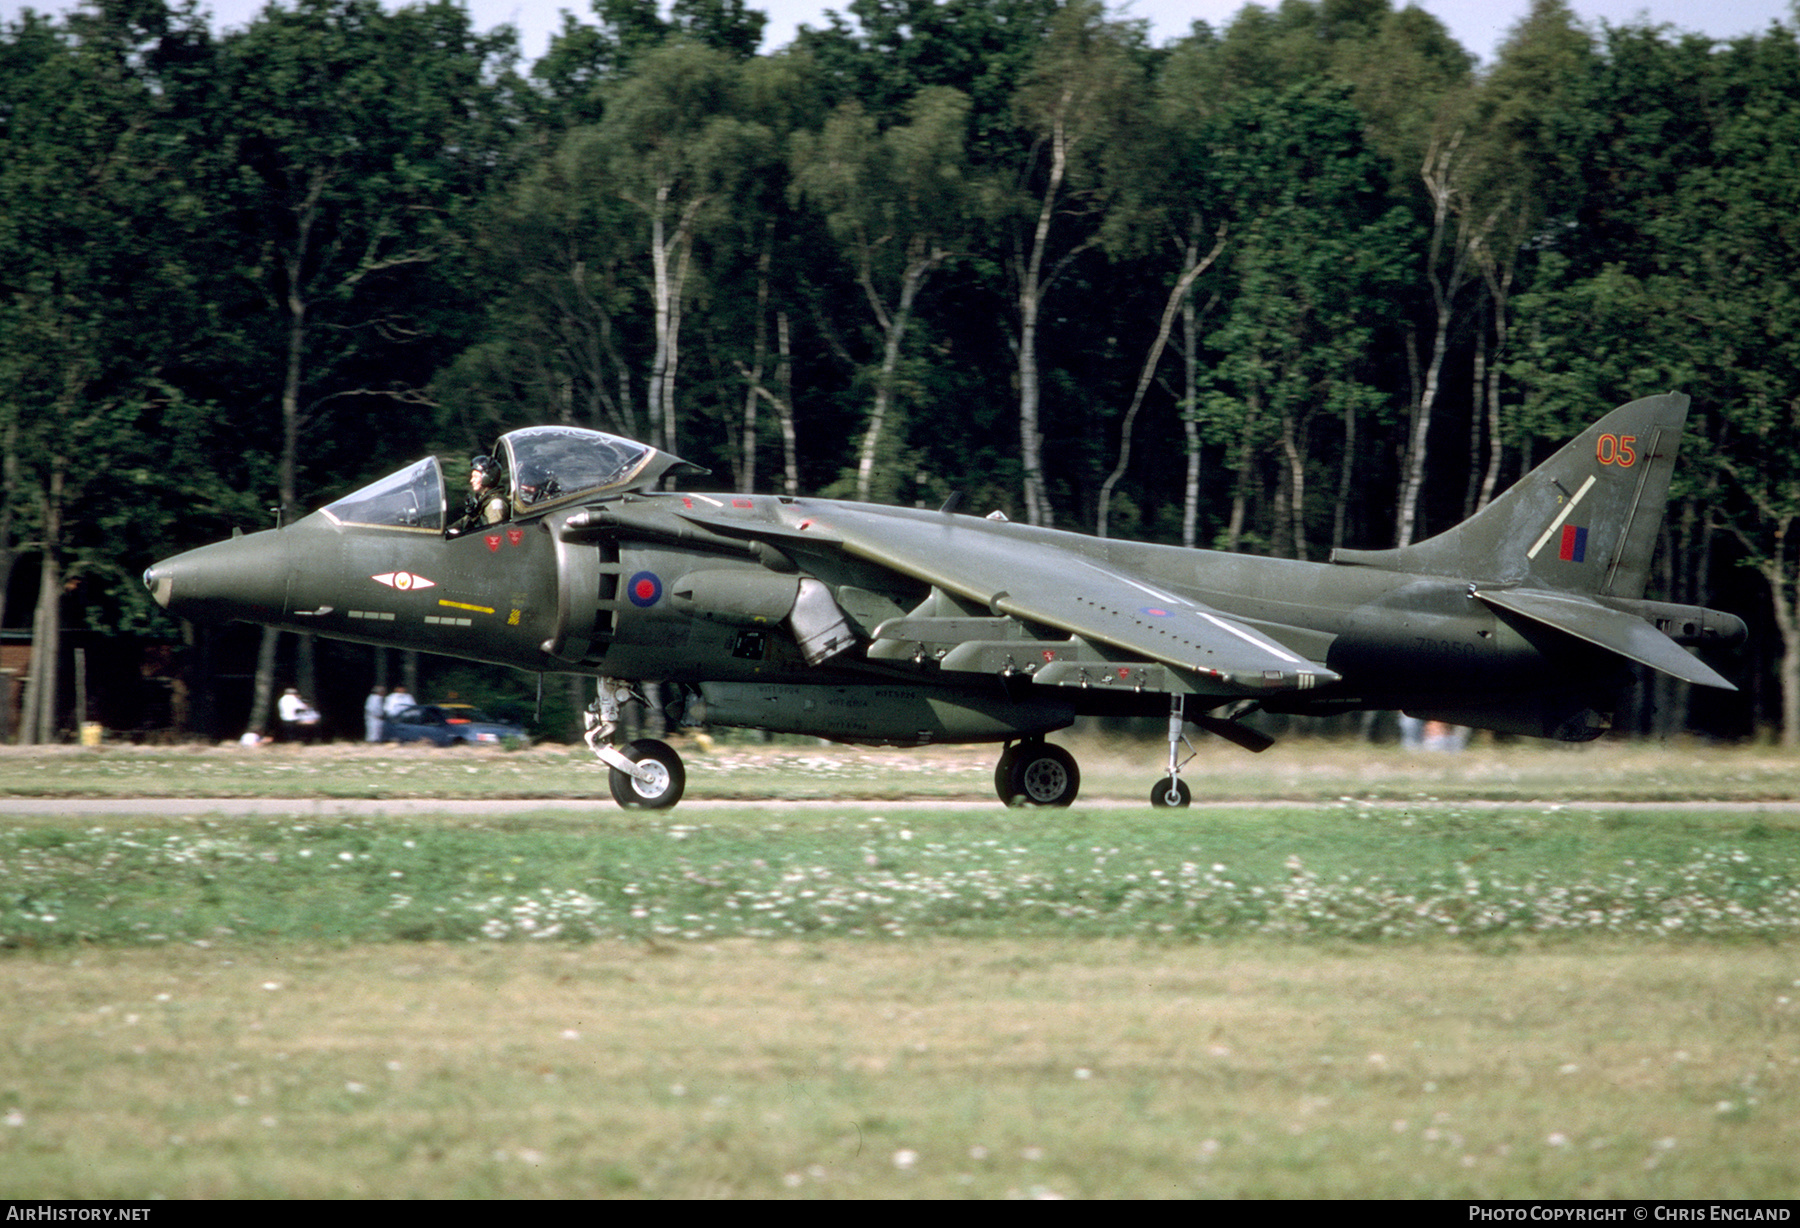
[1331,392,1689,599]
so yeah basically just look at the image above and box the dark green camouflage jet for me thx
[146,393,1742,809]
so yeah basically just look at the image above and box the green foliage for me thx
[5,0,1800,736]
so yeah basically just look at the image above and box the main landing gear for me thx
[994,697,1271,808]
[989,721,1186,808]
[991,699,1193,808]
[993,738,1081,807]
[585,677,686,810]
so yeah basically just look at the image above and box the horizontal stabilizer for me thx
[1475,588,1735,691]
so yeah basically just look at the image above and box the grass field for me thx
[3,941,1795,1198]
[1,738,1796,1198]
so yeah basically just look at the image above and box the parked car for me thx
[383,703,526,747]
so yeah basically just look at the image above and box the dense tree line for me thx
[3,0,1797,742]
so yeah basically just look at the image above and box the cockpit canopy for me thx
[320,427,704,530]
[321,457,446,532]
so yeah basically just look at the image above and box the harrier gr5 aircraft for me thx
[145,392,1742,809]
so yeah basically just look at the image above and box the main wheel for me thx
[608,738,686,810]
[1150,776,1191,808]
[1000,742,1080,807]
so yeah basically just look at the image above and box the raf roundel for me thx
[626,571,663,608]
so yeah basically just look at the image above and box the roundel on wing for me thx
[627,571,663,608]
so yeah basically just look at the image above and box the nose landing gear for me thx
[585,676,687,810]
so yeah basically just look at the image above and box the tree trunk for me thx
[646,186,704,461]
[774,311,797,497]
[647,184,674,455]
[1226,392,1262,553]
[20,458,66,745]
[1475,255,1515,513]
[1397,135,1493,547]
[1280,410,1308,561]
[20,560,59,744]
[1015,106,1070,529]
[1332,394,1356,552]
[248,625,280,737]
[1395,306,1450,548]
[1767,558,1800,748]
[738,240,772,494]
[1180,291,1201,550]
[1096,224,1224,538]
[857,247,939,503]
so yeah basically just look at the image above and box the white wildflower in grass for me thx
[892,1149,918,1170]
[7,802,1800,948]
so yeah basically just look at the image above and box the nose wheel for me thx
[607,738,686,810]
[587,677,688,810]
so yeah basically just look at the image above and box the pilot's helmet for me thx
[517,463,558,504]
[470,455,502,489]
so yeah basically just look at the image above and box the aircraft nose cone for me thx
[146,533,292,624]
[144,564,173,609]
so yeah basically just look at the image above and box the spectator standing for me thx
[365,686,387,742]
[277,687,321,743]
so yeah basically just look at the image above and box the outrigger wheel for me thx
[994,739,1080,807]
[1153,694,1195,808]
[1150,776,1192,808]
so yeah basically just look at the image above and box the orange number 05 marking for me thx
[1596,433,1637,466]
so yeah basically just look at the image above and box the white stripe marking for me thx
[1076,559,1305,665]
[1527,474,1598,559]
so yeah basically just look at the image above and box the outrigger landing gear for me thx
[585,677,687,810]
[1151,694,1194,808]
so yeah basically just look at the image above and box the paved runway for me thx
[3,795,1798,817]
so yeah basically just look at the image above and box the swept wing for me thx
[676,500,1340,696]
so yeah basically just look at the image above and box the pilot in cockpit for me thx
[516,463,561,507]
[447,454,509,536]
